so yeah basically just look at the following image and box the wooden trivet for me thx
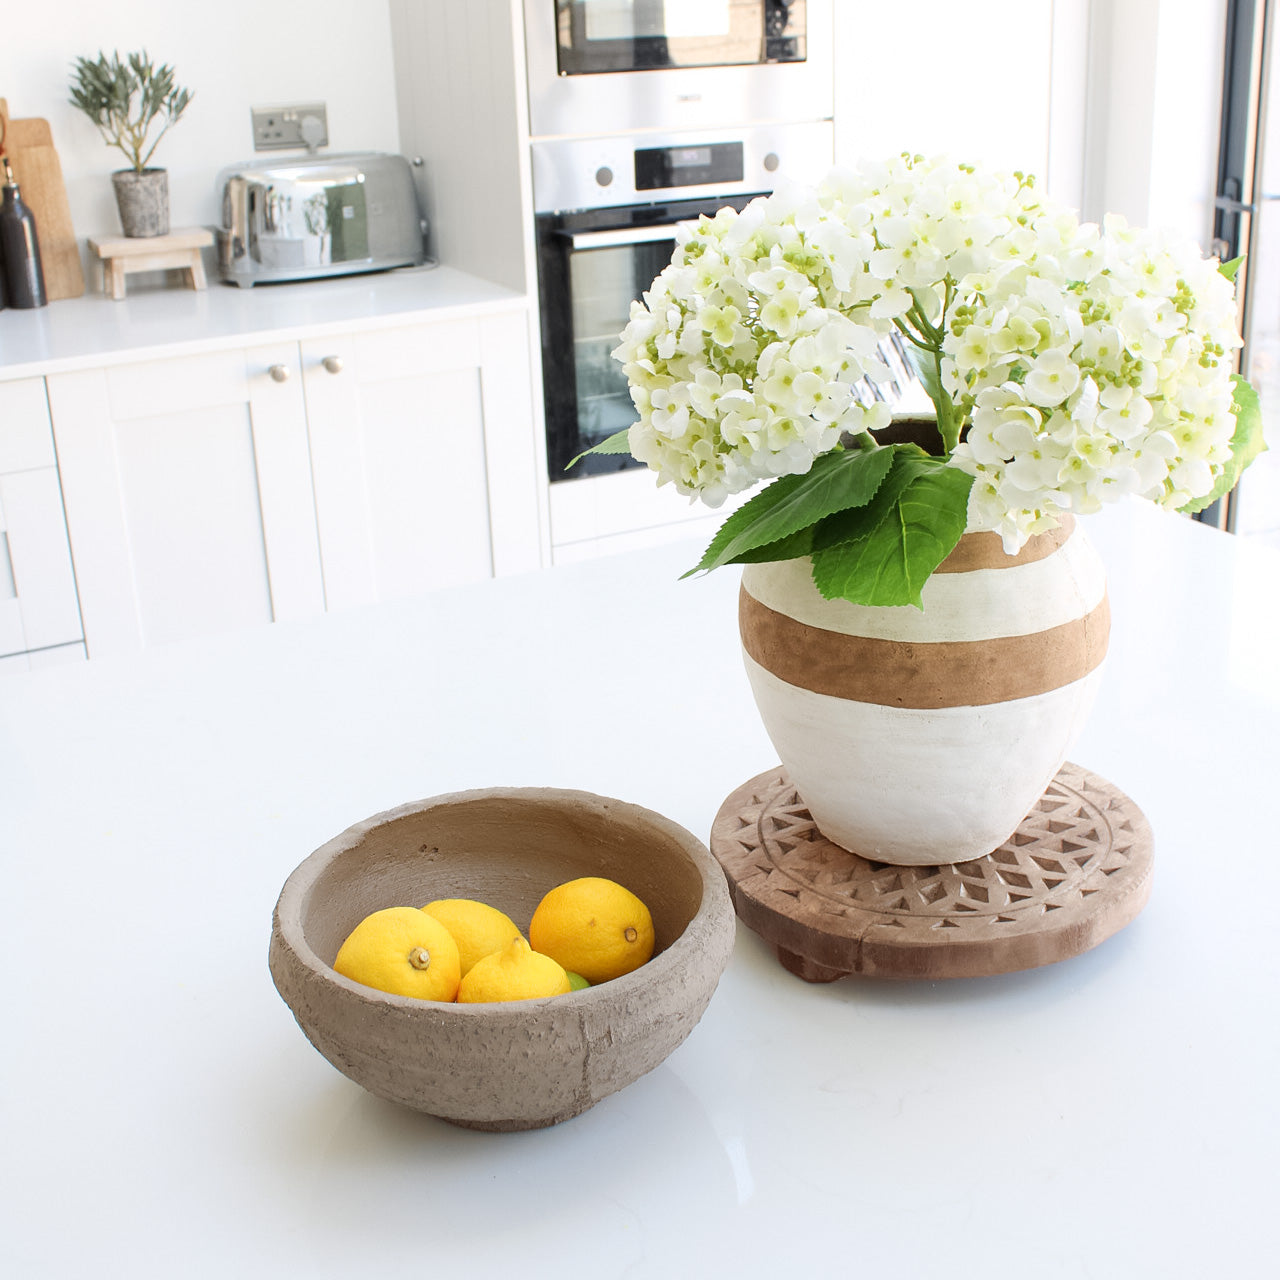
[710,763,1153,981]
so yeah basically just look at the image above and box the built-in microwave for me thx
[523,0,833,138]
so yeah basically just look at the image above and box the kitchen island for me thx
[2,497,1276,1278]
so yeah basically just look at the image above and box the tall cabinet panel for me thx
[832,0,1060,186]
[46,344,326,658]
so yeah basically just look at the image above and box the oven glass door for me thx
[555,0,805,74]
[537,194,760,480]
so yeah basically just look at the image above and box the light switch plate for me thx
[251,103,329,152]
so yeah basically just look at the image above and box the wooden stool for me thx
[88,228,214,300]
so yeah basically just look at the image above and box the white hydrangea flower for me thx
[613,153,1245,542]
[944,203,1243,547]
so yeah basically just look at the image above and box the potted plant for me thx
[68,50,193,238]
[591,153,1266,864]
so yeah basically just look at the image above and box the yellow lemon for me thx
[421,898,523,975]
[529,877,655,985]
[333,906,461,1001]
[456,937,571,1003]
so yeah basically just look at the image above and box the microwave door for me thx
[555,0,806,74]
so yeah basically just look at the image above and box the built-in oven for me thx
[523,0,833,137]
[533,121,834,484]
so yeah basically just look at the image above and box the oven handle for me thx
[562,223,688,250]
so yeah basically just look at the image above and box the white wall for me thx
[1,0,401,254]
[1082,0,1227,244]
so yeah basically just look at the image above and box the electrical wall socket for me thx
[251,103,329,152]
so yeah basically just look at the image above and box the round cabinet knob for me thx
[268,364,290,383]
[321,355,344,375]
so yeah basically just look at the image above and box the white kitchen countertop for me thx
[2,497,1277,1278]
[0,263,526,381]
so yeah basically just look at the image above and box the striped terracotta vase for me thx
[738,516,1110,865]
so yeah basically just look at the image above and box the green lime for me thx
[566,971,591,991]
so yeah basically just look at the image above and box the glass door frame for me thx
[1212,0,1273,530]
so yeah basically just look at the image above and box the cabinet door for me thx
[0,378,84,660]
[46,345,324,657]
[300,319,498,612]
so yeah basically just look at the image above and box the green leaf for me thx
[1179,375,1268,514]
[809,452,975,607]
[565,427,634,470]
[1218,255,1244,282]
[685,445,895,577]
[719,525,816,565]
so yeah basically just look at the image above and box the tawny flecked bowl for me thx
[269,787,736,1131]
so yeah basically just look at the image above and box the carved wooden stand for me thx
[710,762,1153,981]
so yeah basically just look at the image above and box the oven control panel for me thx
[531,120,834,214]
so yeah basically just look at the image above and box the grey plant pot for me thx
[112,168,170,238]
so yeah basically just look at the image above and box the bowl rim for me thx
[271,785,733,1016]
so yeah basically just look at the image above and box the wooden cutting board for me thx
[0,98,86,300]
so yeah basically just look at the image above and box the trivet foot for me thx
[777,948,849,983]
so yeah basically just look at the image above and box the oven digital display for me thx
[634,141,745,190]
[669,146,714,168]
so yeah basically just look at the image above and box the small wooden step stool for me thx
[88,228,214,300]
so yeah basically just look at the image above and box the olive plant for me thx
[68,50,193,173]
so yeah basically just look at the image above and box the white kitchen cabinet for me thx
[40,305,544,659]
[46,343,327,658]
[0,378,85,668]
[298,312,526,611]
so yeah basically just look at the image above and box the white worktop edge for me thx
[0,263,528,381]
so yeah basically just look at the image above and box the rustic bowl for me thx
[269,787,736,1131]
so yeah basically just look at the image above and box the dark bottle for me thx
[0,158,48,309]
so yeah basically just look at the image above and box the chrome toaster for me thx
[215,151,426,287]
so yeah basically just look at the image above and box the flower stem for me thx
[933,349,961,454]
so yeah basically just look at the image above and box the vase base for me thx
[709,762,1153,981]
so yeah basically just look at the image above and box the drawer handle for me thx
[321,355,344,375]
[268,364,290,383]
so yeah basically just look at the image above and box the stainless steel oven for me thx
[523,0,833,137]
[533,121,833,483]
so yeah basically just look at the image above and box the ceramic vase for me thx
[112,169,170,238]
[738,516,1110,865]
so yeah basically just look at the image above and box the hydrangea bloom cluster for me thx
[612,191,898,508]
[612,153,1243,551]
